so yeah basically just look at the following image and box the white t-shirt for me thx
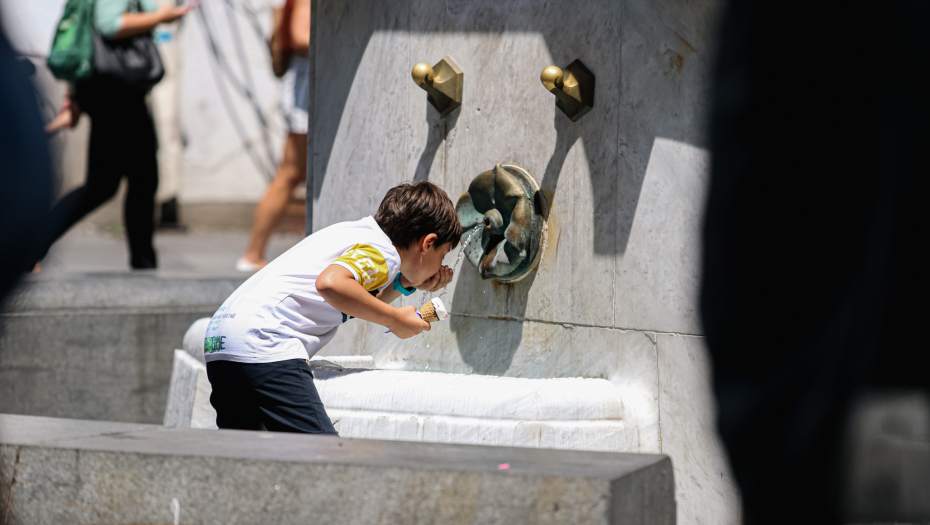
[203,216,401,364]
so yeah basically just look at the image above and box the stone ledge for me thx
[2,274,245,312]
[0,414,676,525]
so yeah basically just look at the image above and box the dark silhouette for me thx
[0,25,54,524]
[701,1,930,523]
[0,31,53,303]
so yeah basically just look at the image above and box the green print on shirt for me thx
[204,335,227,354]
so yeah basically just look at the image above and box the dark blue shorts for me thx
[206,358,337,435]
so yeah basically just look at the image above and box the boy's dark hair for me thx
[375,181,462,249]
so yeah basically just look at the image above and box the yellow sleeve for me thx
[332,244,390,291]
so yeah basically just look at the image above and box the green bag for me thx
[46,0,95,82]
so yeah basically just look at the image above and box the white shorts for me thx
[279,55,309,134]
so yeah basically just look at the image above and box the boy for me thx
[204,181,461,433]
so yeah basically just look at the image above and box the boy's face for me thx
[400,235,454,287]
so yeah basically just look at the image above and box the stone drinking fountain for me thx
[165,62,650,462]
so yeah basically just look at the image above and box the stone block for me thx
[0,275,243,423]
[2,274,244,312]
[1,414,676,525]
[164,350,216,429]
[164,350,200,427]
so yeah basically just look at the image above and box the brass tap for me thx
[411,56,463,117]
[539,60,595,122]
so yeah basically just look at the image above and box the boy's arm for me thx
[317,265,429,339]
[376,286,403,305]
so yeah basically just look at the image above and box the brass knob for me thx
[412,62,435,88]
[412,57,463,117]
[540,60,595,122]
[540,65,564,92]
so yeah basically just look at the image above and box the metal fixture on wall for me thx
[456,164,547,283]
[540,59,595,122]
[411,56,463,117]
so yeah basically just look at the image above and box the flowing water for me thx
[438,224,481,302]
[453,225,482,271]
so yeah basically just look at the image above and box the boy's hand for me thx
[415,265,453,293]
[388,305,430,339]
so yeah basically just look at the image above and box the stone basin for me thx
[168,318,641,452]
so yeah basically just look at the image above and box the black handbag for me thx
[92,1,164,90]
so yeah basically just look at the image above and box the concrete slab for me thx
[0,414,152,446]
[4,273,244,312]
[0,275,244,423]
[0,414,676,525]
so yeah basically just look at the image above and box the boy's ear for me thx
[421,233,438,253]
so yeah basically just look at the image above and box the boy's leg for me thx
[206,360,264,430]
[245,359,338,435]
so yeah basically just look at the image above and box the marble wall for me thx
[176,0,286,205]
[303,0,736,523]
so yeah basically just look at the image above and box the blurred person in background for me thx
[701,0,929,523]
[41,0,191,270]
[236,0,310,272]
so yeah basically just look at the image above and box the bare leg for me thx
[241,133,307,267]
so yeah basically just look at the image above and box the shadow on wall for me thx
[311,0,710,256]
[449,261,538,375]
[413,105,458,182]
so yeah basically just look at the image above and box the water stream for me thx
[438,224,481,302]
[454,225,482,271]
